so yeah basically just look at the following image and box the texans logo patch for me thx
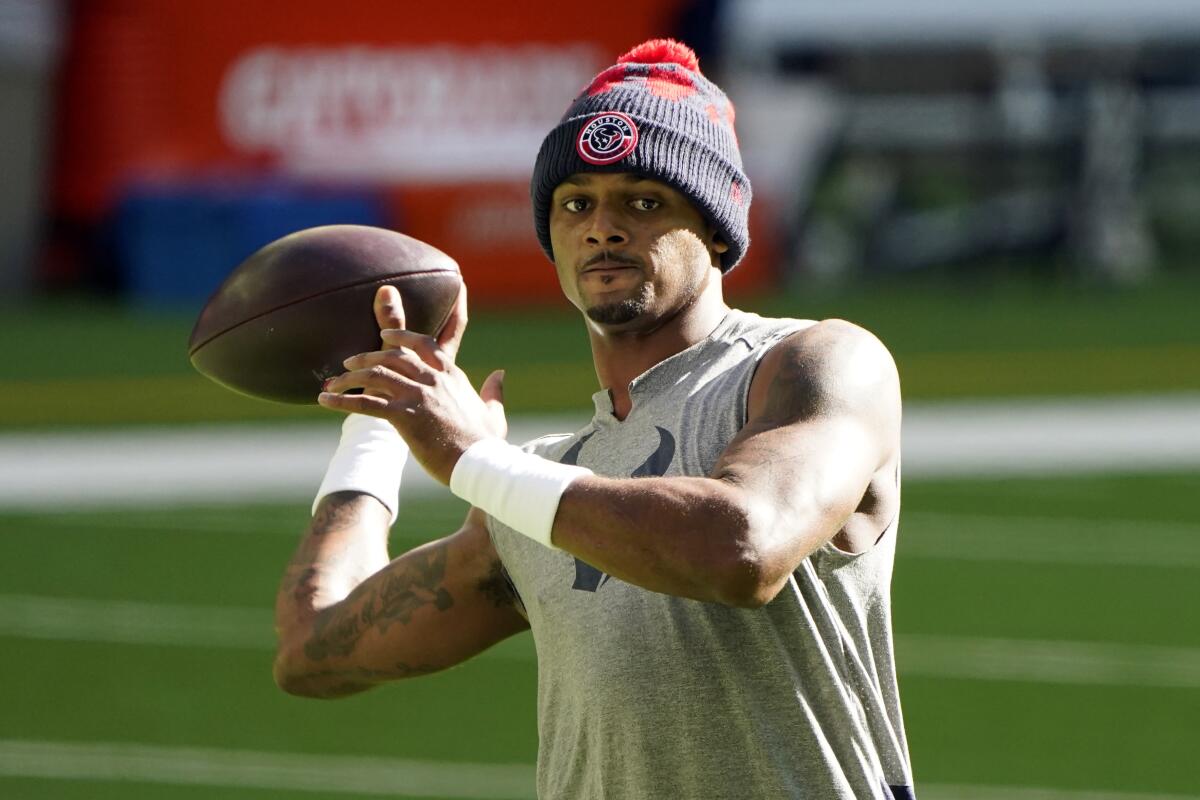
[577,112,638,165]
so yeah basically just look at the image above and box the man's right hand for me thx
[274,283,527,699]
[319,284,508,485]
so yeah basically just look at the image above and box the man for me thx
[274,39,915,799]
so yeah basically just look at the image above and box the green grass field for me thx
[2,471,1198,798]
[3,270,1199,429]
[2,272,1198,797]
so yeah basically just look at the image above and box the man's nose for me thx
[585,204,628,246]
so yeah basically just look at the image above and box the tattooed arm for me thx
[274,497,528,698]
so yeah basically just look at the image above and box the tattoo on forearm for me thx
[310,492,372,535]
[280,493,380,609]
[288,566,319,607]
[289,662,441,697]
[477,559,517,609]
[303,542,454,662]
[281,547,354,607]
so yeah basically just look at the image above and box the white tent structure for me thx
[718,0,1200,284]
[724,0,1200,52]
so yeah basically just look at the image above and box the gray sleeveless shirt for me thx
[488,309,915,799]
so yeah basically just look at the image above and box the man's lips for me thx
[583,264,639,274]
[580,255,641,273]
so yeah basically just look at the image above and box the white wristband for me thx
[313,414,409,524]
[449,438,592,548]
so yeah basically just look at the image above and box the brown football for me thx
[188,225,461,404]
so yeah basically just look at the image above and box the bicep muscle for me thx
[712,320,900,566]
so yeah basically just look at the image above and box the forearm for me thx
[448,441,780,606]
[552,475,769,606]
[275,508,523,699]
[274,492,391,674]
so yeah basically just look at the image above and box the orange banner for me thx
[53,0,771,303]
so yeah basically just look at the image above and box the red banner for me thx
[53,0,771,302]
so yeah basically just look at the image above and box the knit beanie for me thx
[530,39,750,272]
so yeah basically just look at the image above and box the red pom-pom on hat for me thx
[617,38,700,72]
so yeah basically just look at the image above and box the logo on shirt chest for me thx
[561,427,676,592]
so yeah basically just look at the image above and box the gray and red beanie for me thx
[530,39,751,272]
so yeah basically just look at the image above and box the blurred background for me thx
[1,0,1198,798]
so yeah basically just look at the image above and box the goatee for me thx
[585,286,650,325]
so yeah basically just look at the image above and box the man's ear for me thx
[710,230,729,255]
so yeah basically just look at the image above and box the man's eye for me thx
[632,198,660,211]
[563,198,588,212]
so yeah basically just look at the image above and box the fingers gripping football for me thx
[380,329,454,372]
[373,284,406,332]
[320,356,506,483]
[338,349,439,395]
[318,285,506,484]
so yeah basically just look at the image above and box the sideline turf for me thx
[1,472,1197,797]
[5,271,1200,429]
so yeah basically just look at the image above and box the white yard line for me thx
[918,785,1199,800]
[899,393,1200,477]
[0,739,1195,800]
[1,394,1198,510]
[0,739,535,799]
[895,634,1200,690]
[0,593,533,661]
[5,594,1200,689]
[0,415,573,511]
[0,594,274,651]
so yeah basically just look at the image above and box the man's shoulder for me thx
[721,308,816,352]
[750,317,901,420]
[766,317,895,371]
[734,309,896,382]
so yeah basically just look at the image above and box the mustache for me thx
[580,250,643,270]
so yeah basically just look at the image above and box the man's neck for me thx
[587,283,728,420]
